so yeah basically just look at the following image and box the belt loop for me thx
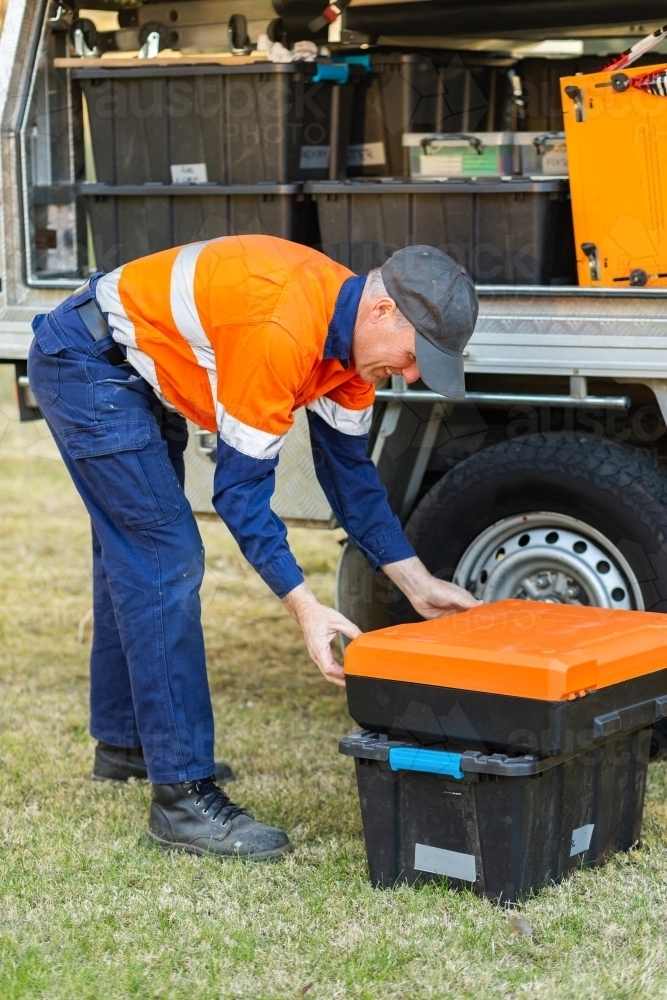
[72,278,91,298]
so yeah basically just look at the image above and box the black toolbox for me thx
[75,61,359,185]
[306,178,576,282]
[341,728,650,902]
[341,601,667,899]
[80,182,317,270]
[347,52,492,178]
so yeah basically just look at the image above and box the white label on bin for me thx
[171,163,208,185]
[542,150,569,175]
[299,145,330,169]
[418,154,464,177]
[414,843,476,882]
[570,823,594,857]
[347,142,386,167]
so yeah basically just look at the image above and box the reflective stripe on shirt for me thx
[170,242,216,374]
[306,396,373,436]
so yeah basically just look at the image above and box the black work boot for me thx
[92,742,235,785]
[148,777,292,861]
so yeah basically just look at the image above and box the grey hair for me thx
[363,268,414,332]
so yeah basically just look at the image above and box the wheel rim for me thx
[453,512,644,610]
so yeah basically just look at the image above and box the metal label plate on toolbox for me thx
[570,823,595,857]
[414,843,477,882]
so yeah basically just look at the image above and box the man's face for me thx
[351,296,420,385]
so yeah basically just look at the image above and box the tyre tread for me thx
[405,434,667,610]
[412,434,667,536]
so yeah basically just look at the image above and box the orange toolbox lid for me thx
[344,600,667,702]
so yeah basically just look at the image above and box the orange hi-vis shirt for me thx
[95,235,375,459]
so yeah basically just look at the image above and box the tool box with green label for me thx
[341,601,667,901]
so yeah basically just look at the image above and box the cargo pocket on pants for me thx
[28,315,65,407]
[63,420,182,529]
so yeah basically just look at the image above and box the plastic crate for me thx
[76,61,358,186]
[306,178,576,283]
[341,728,650,901]
[404,132,514,178]
[80,183,317,270]
[514,131,568,177]
[347,52,492,178]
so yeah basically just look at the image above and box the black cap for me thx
[381,246,478,399]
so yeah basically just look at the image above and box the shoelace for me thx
[190,777,248,824]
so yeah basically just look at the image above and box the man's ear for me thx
[371,297,397,322]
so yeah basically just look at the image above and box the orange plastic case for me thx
[344,601,667,755]
[345,600,667,700]
[561,63,667,288]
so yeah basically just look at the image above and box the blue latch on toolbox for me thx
[312,63,350,84]
[388,746,465,780]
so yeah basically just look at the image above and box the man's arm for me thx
[305,406,416,570]
[212,443,361,686]
[306,407,480,616]
[210,321,311,598]
[209,323,365,687]
[212,442,303,598]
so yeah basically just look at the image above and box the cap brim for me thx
[415,332,465,399]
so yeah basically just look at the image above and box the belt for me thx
[75,287,126,366]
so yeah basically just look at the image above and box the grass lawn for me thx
[1,364,667,998]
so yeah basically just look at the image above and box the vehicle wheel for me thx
[391,432,667,624]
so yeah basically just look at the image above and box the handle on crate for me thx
[388,746,465,780]
[420,133,482,155]
[532,131,565,153]
[311,63,350,85]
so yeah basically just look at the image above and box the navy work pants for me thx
[27,282,215,783]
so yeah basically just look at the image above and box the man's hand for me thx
[283,582,361,687]
[382,556,481,620]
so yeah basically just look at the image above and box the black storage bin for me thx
[348,52,493,178]
[76,62,359,186]
[80,183,317,270]
[340,728,651,902]
[307,178,576,283]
